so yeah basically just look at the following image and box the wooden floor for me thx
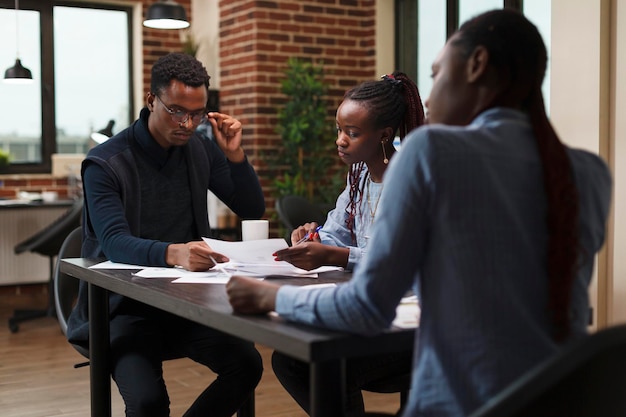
[0,292,401,416]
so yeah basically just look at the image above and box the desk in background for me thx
[60,258,415,417]
[0,199,74,285]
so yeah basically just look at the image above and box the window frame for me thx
[395,0,523,86]
[0,0,133,174]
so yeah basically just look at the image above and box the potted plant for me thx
[0,148,10,172]
[269,58,343,205]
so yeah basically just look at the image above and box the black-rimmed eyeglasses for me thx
[155,95,208,125]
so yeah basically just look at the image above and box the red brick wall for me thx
[0,0,379,231]
[141,0,192,94]
[218,0,378,222]
[0,177,74,200]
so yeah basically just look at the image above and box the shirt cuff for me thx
[346,247,362,271]
[275,285,299,318]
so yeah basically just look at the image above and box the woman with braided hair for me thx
[227,9,612,416]
[271,73,424,416]
[274,71,425,272]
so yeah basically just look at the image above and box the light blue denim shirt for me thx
[319,167,382,270]
[276,107,612,416]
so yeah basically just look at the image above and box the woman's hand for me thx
[290,222,321,245]
[273,242,348,270]
[226,275,279,314]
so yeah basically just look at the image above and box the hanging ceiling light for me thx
[143,0,190,30]
[90,120,115,144]
[4,0,33,84]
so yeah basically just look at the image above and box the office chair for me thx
[470,324,626,417]
[275,195,329,245]
[54,226,89,364]
[9,197,83,333]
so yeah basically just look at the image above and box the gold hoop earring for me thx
[381,140,389,164]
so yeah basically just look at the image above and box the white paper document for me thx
[89,260,147,269]
[200,237,343,278]
[202,237,289,264]
[87,238,343,285]
[392,295,420,329]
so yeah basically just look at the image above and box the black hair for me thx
[454,9,580,342]
[150,52,210,96]
[344,72,425,242]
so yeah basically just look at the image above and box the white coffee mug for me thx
[241,219,269,241]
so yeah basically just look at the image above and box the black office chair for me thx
[275,195,329,245]
[54,226,89,364]
[9,197,83,333]
[470,324,626,417]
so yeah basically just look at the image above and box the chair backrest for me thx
[14,198,84,258]
[275,195,328,244]
[53,226,89,359]
[469,324,626,417]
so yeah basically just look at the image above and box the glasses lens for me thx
[191,112,207,125]
[171,110,188,124]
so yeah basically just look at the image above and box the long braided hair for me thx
[344,72,425,242]
[453,9,580,342]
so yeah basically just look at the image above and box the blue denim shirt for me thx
[319,167,382,270]
[276,108,612,416]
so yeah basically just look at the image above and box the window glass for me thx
[0,8,42,163]
[459,0,504,24]
[524,0,552,113]
[54,6,130,154]
[417,1,446,102]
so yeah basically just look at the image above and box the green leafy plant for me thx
[0,148,10,169]
[181,30,200,57]
[269,58,343,204]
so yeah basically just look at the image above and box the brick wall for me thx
[141,0,192,94]
[0,176,75,200]
[218,0,378,226]
[0,0,379,224]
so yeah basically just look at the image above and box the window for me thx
[0,1,132,174]
[397,0,550,106]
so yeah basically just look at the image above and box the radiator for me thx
[0,206,67,285]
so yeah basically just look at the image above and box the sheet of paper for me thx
[171,275,236,284]
[89,260,147,269]
[132,267,228,279]
[202,237,288,264]
[392,296,420,329]
[226,262,319,278]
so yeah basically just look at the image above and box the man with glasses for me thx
[67,52,265,417]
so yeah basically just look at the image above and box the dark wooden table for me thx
[60,258,415,417]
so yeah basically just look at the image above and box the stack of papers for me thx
[88,237,343,284]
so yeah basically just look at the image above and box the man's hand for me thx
[226,276,279,314]
[166,241,229,272]
[207,112,245,163]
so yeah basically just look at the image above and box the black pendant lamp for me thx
[143,0,190,30]
[4,0,33,84]
[90,120,115,144]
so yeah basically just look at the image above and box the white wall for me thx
[550,0,626,328]
[609,0,626,324]
[376,0,395,77]
[191,0,220,88]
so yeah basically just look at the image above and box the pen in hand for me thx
[209,255,231,277]
[294,225,322,246]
